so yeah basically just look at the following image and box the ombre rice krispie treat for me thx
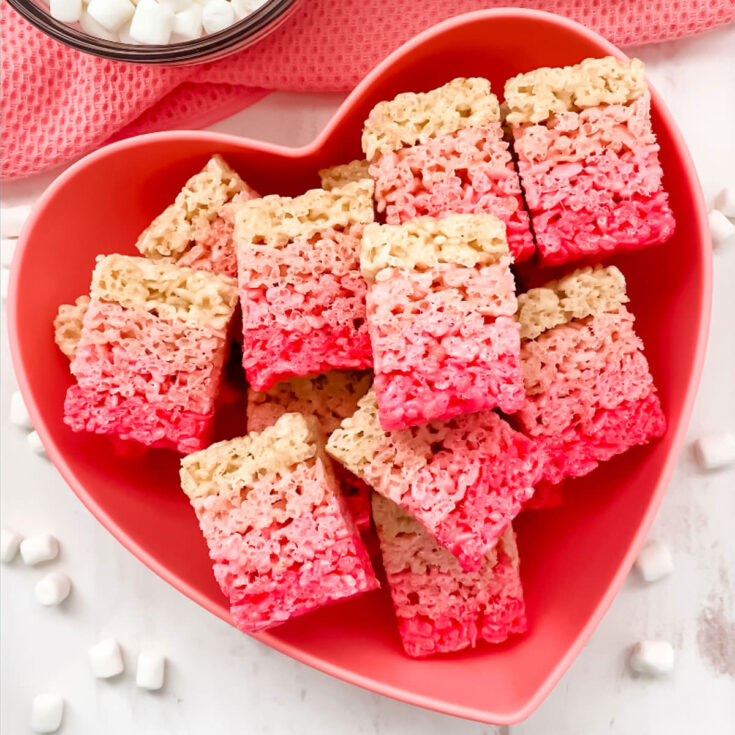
[246,370,374,528]
[514,265,666,483]
[505,57,675,265]
[373,495,526,657]
[319,160,371,191]
[362,215,524,430]
[234,180,375,390]
[63,255,238,454]
[362,78,534,262]
[180,413,379,632]
[327,389,542,571]
[136,155,260,278]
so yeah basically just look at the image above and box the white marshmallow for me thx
[172,3,202,40]
[709,209,735,249]
[130,0,174,44]
[160,0,192,12]
[49,0,82,22]
[89,639,125,678]
[1,237,16,268]
[201,0,234,33]
[1,268,9,302]
[629,640,675,676]
[80,9,118,39]
[30,693,64,733]
[713,186,735,219]
[118,21,141,43]
[27,430,48,457]
[0,204,32,239]
[35,572,72,606]
[693,431,735,470]
[231,0,264,19]
[1,527,23,563]
[88,0,136,31]
[10,390,33,430]
[635,540,673,583]
[136,650,166,690]
[20,535,59,566]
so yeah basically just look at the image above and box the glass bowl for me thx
[5,0,303,65]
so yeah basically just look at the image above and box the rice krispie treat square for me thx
[327,389,542,571]
[505,57,675,266]
[319,160,371,191]
[180,413,379,632]
[373,495,527,657]
[63,255,238,454]
[246,370,374,528]
[514,265,666,483]
[362,78,534,262]
[362,215,524,430]
[234,180,375,390]
[136,155,260,278]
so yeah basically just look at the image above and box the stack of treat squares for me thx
[54,55,673,658]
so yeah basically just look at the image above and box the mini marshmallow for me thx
[635,540,673,583]
[30,693,64,733]
[118,22,141,43]
[693,431,735,470]
[88,0,136,31]
[629,640,675,676]
[27,430,48,457]
[49,0,82,22]
[80,9,118,38]
[20,534,59,566]
[201,0,234,33]
[713,186,735,219]
[130,0,174,44]
[1,237,15,268]
[89,639,125,678]
[35,572,72,606]
[0,204,32,239]
[172,3,202,40]
[136,650,166,690]
[10,390,33,431]
[159,0,191,12]
[231,0,264,19]
[709,209,735,249]
[1,527,23,563]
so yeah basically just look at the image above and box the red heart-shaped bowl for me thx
[8,8,710,724]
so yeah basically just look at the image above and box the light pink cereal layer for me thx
[238,226,372,390]
[192,457,379,632]
[512,94,675,265]
[367,260,523,429]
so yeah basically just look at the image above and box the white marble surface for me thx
[2,24,734,734]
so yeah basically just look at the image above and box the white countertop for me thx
[2,23,734,734]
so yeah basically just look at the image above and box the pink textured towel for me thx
[2,0,734,180]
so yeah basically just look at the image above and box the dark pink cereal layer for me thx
[373,496,527,658]
[192,457,378,632]
[362,411,542,571]
[367,260,524,429]
[512,93,675,265]
[238,226,372,390]
[516,307,666,484]
[370,125,534,262]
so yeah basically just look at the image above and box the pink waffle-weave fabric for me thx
[373,495,527,657]
[3,1,735,179]
[511,93,675,265]
[370,126,534,262]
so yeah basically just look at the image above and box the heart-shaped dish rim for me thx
[8,8,711,724]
